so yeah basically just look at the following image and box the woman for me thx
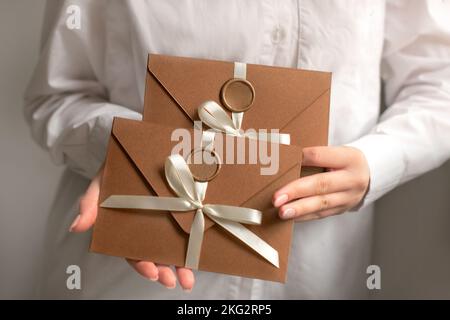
[25,0,450,299]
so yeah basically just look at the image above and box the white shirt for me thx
[25,0,450,299]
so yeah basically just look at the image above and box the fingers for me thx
[295,205,348,222]
[273,170,350,207]
[127,260,194,291]
[127,260,175,289]
[176,267,195,292]
[273,146,370,222]
[129,261,177,289]
[70,168,103,232]
[127,259,159,281]
[156,264,177,289]
[131,262,177,289]
[279,192,350,219]
[302,146,352,168]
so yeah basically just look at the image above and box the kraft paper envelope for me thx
[143,54,331,175]
[90,118,303,282]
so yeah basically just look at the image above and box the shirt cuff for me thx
[346,134,406,208]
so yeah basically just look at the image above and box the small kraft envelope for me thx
[90,119,303,282]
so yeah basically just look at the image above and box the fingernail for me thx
[281,208,296,219]
[166,283,176,289]
[274,194,288,207]
[183,288,192,293]
[69,214,80,232]
[149,275,158,282]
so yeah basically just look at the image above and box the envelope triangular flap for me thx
[111,118,301,233]
[146,54,331,138]
[147,54,232,122]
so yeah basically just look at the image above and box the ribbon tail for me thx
[232,112,244,130]
[273,133,291,145]
[184,209,205,269]
[209,216,280,268]
[244,132,291,145]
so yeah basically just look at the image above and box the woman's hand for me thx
[69,166,195,292]
[273,146,370,221]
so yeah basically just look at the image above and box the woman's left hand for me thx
[273,146,370,222]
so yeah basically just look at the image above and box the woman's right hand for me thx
[69,166,195,292]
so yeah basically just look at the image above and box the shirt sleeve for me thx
[347,0,450,206]
[24,0,142,179]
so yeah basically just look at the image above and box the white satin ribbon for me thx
[198,100,291,145]
[101,154,280,270]
[234,62,247,79]
[232,62,246,130]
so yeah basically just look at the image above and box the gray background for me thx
[0,0,449,299]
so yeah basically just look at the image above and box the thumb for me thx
[70,166,104,232]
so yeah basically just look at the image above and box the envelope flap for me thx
[147,54,331,132]
[111,118,302,234]
[111,118,209,233]
[147,54,232,123]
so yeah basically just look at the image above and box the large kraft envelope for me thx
[143,54,331,175]
[90,118,303,282]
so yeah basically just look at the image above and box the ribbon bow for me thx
[198,101,291,145]
[101,154,279,269]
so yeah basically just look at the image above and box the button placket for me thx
[259,0,277,65]
[271,24,286,45]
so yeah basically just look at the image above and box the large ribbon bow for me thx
[198,101,291,145]
[101,154,279,269]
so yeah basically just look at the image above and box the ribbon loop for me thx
[198,101,291,145]
[165,155,201,205]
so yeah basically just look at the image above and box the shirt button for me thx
[271,25,285,44]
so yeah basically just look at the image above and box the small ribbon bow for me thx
[198,101,291,145]
[101,154,279,269]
